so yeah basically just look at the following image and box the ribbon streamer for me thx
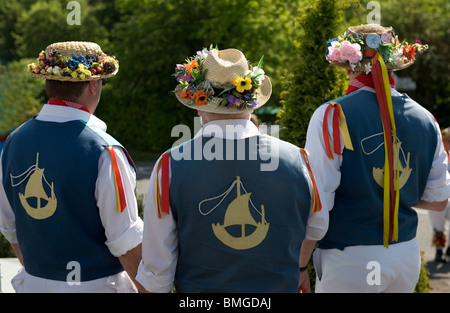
[300,148,322,213]
[105,146,127,213]
[371,52,400,247]
[323,102,354,159]
[155,152,171,219]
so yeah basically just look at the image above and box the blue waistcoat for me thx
[319,90,438,250]
[2,118,127,281]
[169,134,312,293]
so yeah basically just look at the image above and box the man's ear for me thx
[88,80,99,96]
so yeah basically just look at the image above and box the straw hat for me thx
[326,24,428,73]
[174,47,272,114]
[27,41,119,82]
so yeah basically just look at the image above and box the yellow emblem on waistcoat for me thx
[199,176,269,250]
[11,153,57,220]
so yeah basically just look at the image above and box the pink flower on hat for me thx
[328,41,344,62]
[339,41,363,64]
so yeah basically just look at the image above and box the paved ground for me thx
[1,162,448,292]
[416,208,450,292]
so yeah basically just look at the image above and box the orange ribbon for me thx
[323,102,354,160]
[105,146,127,213]
[300,148,322,213]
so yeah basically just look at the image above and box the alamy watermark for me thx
[366,261,381,286]
[67,1,81,26]
[66,261,81,286]
[366,1,381,24]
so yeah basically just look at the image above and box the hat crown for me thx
[204,49,249,88]
[45,41,103,58]
[347,24,393,36]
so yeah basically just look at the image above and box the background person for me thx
[429,127,450,262]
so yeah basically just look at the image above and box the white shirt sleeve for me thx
[421,121,450,202]
[305,104,343,214]
[136,155,178,293]
[0,151,19,244]
[300,149,329,241]
[96,147,143,258]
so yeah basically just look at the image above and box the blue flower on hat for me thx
[326,38,339,55]
[67,54,91,70]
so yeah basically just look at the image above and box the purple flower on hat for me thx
[177,74,193,83]
[227,95,241,108]
[196,48,209,60]
[248,100,258,109]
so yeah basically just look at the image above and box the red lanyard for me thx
[47,99,91,113]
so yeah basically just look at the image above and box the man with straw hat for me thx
[136,47,329,293]
[0,41,144,292]
[303,24,450,292]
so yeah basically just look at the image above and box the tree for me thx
[98,0,304,152]
[0,59,45,135]
[12,0,109,60]
[277,0,353,147]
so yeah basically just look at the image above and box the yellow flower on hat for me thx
[233,76,252,93]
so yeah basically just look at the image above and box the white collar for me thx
[36,104,107,132]
[194,119,260,140]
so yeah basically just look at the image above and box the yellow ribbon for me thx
[330,102,354,152]
[375,52,400,246]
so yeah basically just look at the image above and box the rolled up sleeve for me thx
[96,147,143,257]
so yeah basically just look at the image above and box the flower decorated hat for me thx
[28,41,119,82]
[326,24,428,74]
[174,47,272,114]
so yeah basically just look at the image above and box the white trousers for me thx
[313,237,421,293]
[12,268,137,293]
[429,204,450,233]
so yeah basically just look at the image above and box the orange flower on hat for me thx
[178,88,192,100]
[185,59,199,75]
[193,90,209,106]
[403,45,416,63]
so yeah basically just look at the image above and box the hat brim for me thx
[329,58,413,72]
[30,68,119,82]
[176,75,272,114]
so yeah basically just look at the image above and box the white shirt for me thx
[305,87,450,217]
[136,119,329,293]
[0,104,143,258]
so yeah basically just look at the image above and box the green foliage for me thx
[415,250,431,293]
[1,0,448,151]
[0,235,15,258]
[97,0,303,152]
[276,0,352,147]
[0,59,45,135]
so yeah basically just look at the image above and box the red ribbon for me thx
[160,152,171,216]
[105,146,127,213]
[372,53,396,240]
